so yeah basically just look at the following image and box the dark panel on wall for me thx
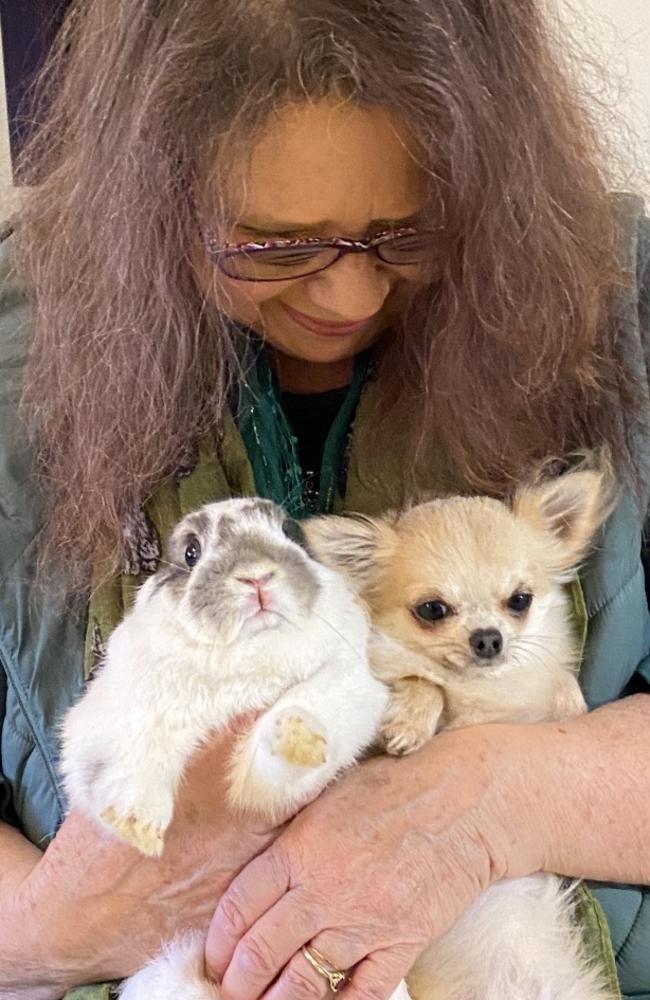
[0,0,71,165]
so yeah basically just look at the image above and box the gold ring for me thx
[301,945,349,993]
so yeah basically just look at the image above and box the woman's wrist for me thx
[3,880,78,1000]
[367,723,527,897]
[5,807,183,994]
[2,810,145,994]
[0,820,42,896]
[0,824,61,999]
[407,723,541,886]
[458,694,650,885]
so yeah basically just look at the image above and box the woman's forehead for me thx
[222,99,428,237]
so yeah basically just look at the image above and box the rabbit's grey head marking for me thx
[157,498,321,644]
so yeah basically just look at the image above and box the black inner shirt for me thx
[280,384,350,503]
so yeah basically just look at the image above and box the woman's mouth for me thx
[280,302,376,337]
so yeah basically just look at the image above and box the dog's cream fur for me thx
[59,498,388,1000]
[305,459,616,1000]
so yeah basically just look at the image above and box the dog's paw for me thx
[381,679,444,757]
[271,712,328,767]
[381,719,431,756]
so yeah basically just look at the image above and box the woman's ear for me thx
[303,513,392,592]
[512,455,615,574]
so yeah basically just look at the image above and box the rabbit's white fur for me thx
[59,498,388,1000]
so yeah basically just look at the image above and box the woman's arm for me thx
[0,822,54,1000]
[205,694,650,1000]
[0,731,278,1000]
[499,692,650,883]
[0,811,148,1000]
[0,820,41,892]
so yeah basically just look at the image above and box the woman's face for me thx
[206,100,428,378]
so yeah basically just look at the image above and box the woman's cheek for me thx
[215,276,290,327]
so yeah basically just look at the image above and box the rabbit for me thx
[59,496,389,1000]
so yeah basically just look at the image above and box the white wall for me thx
[0,14,14,212]
[556,0,650,197]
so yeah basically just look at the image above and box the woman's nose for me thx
[303,253,395,320]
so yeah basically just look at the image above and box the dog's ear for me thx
[512,454,615,575]
[303,513,394,592]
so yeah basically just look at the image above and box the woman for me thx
[0,1,648,998]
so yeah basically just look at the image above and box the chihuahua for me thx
[305,456,616,1000]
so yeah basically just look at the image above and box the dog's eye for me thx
[282,518,307,549]
[507,591,533,613]
[413,600,450,623]
[184,535,202,569]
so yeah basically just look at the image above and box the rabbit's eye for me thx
[282,517,307,549]
[413,600,450,624]
[184,536,202,569]
[507,591,533,613]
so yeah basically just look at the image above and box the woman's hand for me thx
[206,726,525,1000]
[206,696,650,1000]
[3,717,282,998]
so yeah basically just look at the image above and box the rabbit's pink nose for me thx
[237,572,275,589]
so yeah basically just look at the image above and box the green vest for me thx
[1,198,649,998]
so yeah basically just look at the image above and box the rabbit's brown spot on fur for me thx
[101,805,165,856]
[272,714,328,767]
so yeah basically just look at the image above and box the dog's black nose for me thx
[469,628,503,660]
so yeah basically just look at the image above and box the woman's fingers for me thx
[206,849,289,979]
[263,946,410,1000]
[344,953,413,1000]
[218,894,342,1000]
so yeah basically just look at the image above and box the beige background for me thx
[556,0,650,197]
[0,22,12,206]
[0,3,648,204]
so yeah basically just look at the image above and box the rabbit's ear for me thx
[303,513,394,591]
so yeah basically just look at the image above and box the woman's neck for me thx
[269,350,353,393]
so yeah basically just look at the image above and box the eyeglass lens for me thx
[219,232,432,281]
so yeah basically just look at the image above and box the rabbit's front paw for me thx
[100,804,169,857]
[84,764,175,856]
[271,712,328,767]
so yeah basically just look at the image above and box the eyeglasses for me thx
[203,226,435,282]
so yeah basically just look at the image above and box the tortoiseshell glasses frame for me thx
[203,226,435,282]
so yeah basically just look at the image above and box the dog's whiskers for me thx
[509,637,551,671]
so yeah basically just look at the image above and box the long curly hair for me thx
[13,0,643,587]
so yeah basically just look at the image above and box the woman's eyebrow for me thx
[237,213,422,237]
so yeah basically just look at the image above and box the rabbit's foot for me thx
[271,713,328,767]
[100,805,166,856]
